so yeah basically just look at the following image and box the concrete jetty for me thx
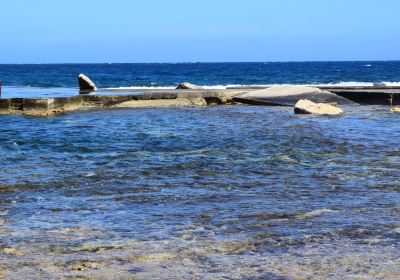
[232,85,356,106]
[1,87,400,116]
[229,86,400,105]
[1,74,400,116]
[0,89,249,116]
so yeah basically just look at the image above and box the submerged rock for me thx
[78,74,97,92]
[176,82,203,90]
[294,99,343,115]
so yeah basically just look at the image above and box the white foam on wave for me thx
[315,81,375,87]
[382,82,400,86]
[106,86,176,90]
[226,82,377,88]
[3,81,400,98]
[106,81,399,90]
[225,82,396,88]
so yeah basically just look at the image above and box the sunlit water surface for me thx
[0,106,399,279]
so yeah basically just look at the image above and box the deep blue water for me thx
[0,62,400,90]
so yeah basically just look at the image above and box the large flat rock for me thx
[233,85,355,106]
[294,99,343,115]
[0,90,247,116]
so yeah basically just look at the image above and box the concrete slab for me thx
[233,86,355,106]
[1,87,399,116]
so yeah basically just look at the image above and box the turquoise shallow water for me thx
[0,105,399,278]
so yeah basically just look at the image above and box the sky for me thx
[0,0,399,63]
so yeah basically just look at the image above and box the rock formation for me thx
[78,74,97,92]
[294,99,343,115]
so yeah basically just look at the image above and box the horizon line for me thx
[1,60,400,65]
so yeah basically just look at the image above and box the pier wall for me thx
[1,88,399,116]
[0,90,246,116]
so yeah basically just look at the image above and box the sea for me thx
[0,62,399,279]
[1,61,400,98]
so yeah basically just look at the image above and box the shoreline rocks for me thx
[0,90,244,116]
[294,99,343,115]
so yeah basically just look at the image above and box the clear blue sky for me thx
[0,0,399,63]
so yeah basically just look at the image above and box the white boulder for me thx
[78,74,97,91]
[294,99,343,115]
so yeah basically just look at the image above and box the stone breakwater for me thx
[1,85,400,116]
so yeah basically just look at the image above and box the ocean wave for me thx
[218,81,399,88]
[3,81,400,94]
[103,82,396,90]
[382,82,400,86]
[104,85,236,90]
[226,82,396,88]
[315,82,375,87]
[105,86,176,90]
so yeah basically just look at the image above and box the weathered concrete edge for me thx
[0,90,249,116]
[331,90,400,105]
[2,88,400,117]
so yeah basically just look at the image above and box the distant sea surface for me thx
[0,62,399,279]
[1,61,400,98]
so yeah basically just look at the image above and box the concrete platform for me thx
[232,86,356,106]
[1,86,400,116]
